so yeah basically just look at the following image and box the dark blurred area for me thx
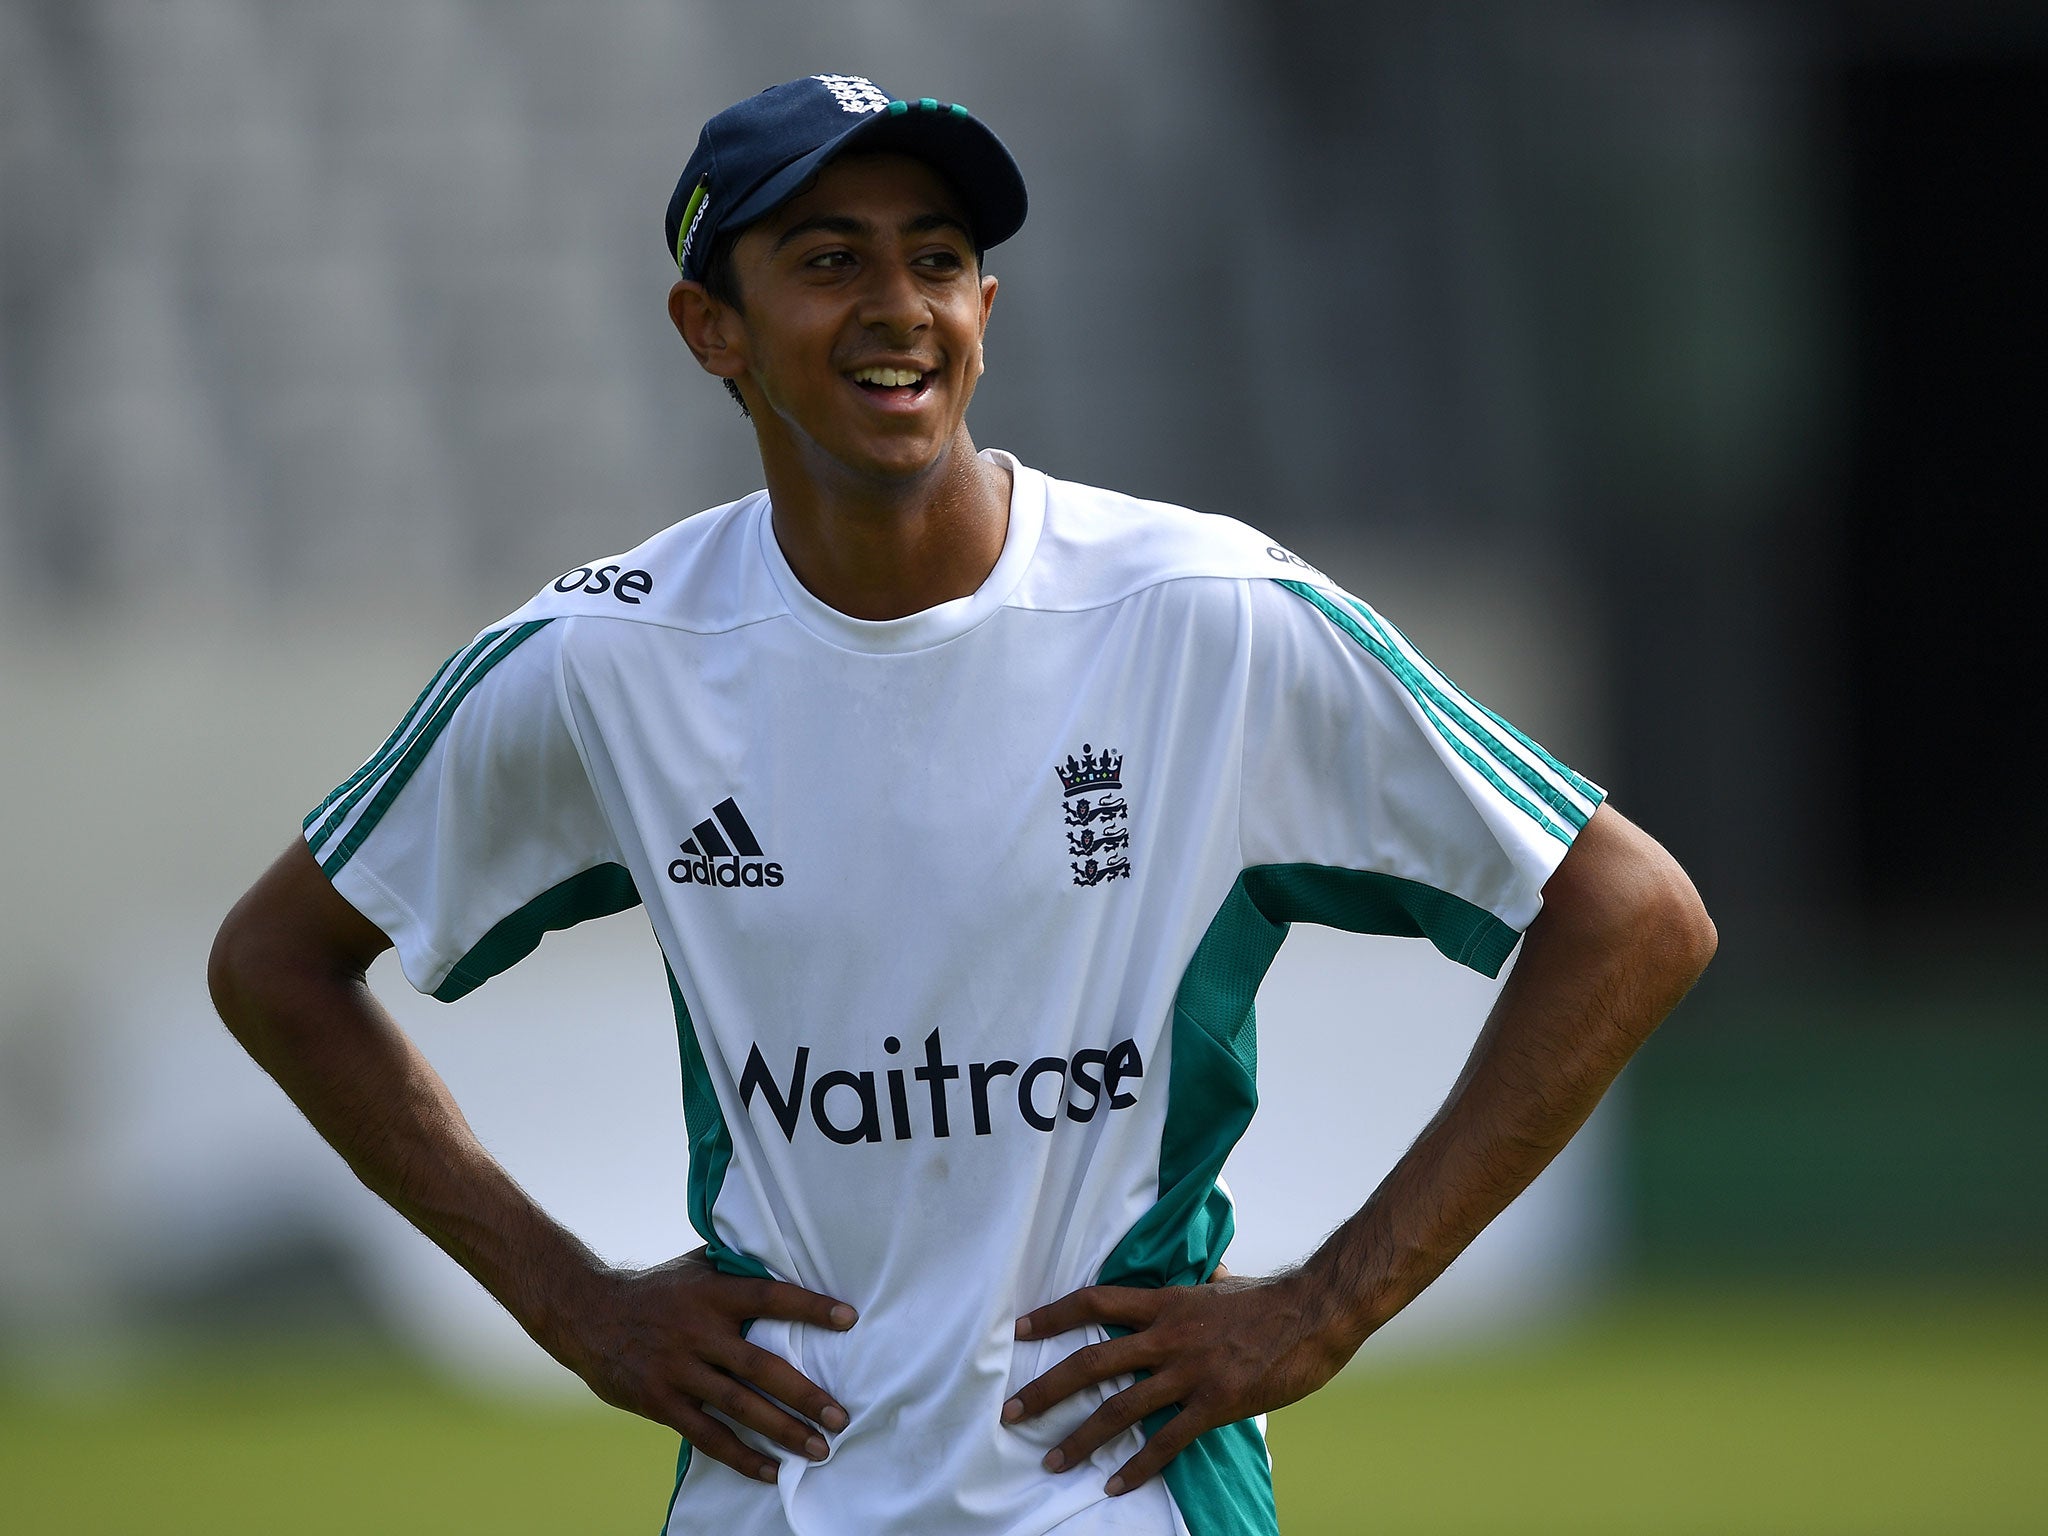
[1625,3,2048,1279]
[2,0,2043,1334]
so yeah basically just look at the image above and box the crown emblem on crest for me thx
[1056,743,1123,798]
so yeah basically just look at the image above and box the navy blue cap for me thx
[665,74,1027,282]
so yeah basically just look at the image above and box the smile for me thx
[848,364,935,405]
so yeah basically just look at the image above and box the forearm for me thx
[209,840,860,1474]
[1299,806,1716,1352]
[208,892,603,1363]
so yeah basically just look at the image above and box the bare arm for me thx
[1007,802,1717,1493]
[207,839,854,1481]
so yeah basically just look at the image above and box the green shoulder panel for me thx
[1275,579,1606,846]
[314,619,556,876]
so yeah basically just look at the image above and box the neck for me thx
[760,429,1013,622]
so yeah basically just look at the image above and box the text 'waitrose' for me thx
[739,1029,1144,1145]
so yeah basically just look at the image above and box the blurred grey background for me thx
[3,0,2044,1388]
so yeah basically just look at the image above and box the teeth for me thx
[853,366,924,387]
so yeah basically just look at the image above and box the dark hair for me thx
[700,228,750,417]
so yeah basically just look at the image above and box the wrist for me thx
[1274,1263,1375,1371]
[1294,1221,1419,1353]
[504,1241,619,1373]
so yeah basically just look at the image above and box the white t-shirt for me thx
[305,452,1603,1536]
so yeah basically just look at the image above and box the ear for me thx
[670,279,747,381]
[972,271,998,378]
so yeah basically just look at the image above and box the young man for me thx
[210,75,1715,1535]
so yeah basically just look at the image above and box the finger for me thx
[738,1277,858,1331]
[1041,1373,1183,1473]
[670,1399,782,1485]
[732,1340,851,1433]
[1016,1284,1164,1341]
[685,1366,832,1462]
[1105,1403,1211,1497]
[1004,1335,1152,1422]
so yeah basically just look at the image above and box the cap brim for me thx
[723,105,1027,257]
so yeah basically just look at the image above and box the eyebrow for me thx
[770,211,975,254]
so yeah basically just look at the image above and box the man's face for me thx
[715,153,998,483]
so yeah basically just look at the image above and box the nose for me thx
[855,255,930,340]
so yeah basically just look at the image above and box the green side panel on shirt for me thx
[1101,863,1524,1535]
[665,962,771,1282]
[1099,863,1517,1290]
[1099,877,1280,1292]
[431,862,641,1002]
[1159,1414,1277,1536]
[660,1440,690,1535]
[659,963,770,1533]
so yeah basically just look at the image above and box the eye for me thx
[913,249,966,273]
[805,249,855,270]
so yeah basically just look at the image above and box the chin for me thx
[839,434,956,482]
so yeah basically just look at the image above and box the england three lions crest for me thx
[1056,743,1132,886]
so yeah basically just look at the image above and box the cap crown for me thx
[666,74,1027,281]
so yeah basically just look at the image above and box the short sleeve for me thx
[1237,578,1606,977]
[301,616,637,1000]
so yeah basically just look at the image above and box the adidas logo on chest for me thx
[667,797,783,888]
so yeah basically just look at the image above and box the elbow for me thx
[207,901,263,1045]
[1550,804,1717,992]
[1619,833,1717,993]
[207,889,306,1056]
[1649,859,1718,987]
[207,840,386,1063]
